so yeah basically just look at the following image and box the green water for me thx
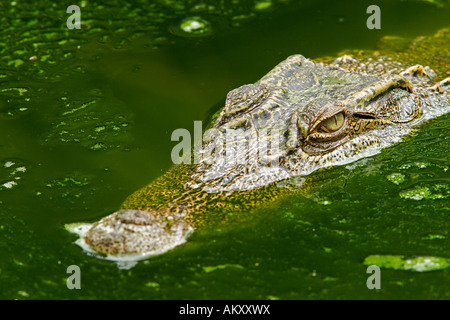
[1,0,449,299]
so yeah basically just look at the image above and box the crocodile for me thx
[70,29,450,261]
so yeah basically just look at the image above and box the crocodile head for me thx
[78,53,449,259]
[188,54,450,192]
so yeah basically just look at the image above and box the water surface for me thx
[0,0,449,299]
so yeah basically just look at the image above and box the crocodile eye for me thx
[318,112,345,133]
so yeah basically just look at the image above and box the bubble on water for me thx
[170,17,213,37]
[0,159,29,191]
[2,181,18,189]
[399,184,448,200]
[180,18,208,33]
[4,161,15,168]
[399,161,433,170]
[386,172,405,185]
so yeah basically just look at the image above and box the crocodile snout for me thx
[84,209,193,256]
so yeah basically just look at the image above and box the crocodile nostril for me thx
[117,210,155,226]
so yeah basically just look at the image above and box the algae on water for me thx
[364,255,450,272]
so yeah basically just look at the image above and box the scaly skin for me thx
[81,28,450,257]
